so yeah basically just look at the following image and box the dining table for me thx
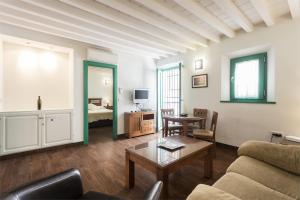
[162,115,206,137]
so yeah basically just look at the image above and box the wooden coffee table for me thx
[125,135,214,199]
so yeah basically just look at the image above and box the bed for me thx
[88,98,113,128]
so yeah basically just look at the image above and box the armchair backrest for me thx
[4,169,83,200]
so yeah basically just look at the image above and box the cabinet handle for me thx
[50,118,54,122]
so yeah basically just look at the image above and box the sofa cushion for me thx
[227,156,300,199]
[187,184,241,200]
[238,141,300,175]
[213,172,294,200]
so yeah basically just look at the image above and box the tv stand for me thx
[124,111,155,138]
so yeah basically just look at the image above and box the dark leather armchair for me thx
[3,168,163,200]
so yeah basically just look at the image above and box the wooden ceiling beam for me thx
[131,0,219,42]
[17,0,183,54]
[0,7,167,58]
[174,0,235,37]
[212,0,254,32]
[96,0,209,46]
[250,0,274,26]
[0,16,162,59]
[287,0,300,18]
[61,0,198,50]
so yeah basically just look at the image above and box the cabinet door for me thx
[129,113,142,136]
[2,113,41,155]
[43,113,71,147]
[142,120,154,134]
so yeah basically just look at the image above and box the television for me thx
[133,89,149,104]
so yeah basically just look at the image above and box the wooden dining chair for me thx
[161,108,182,137]
[193,111,218,155]
[193,108,208,129]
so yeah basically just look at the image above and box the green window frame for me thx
[230,52,267,103]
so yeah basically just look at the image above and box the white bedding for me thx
[88,104,113,123]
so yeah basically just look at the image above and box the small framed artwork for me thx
[192,74,208,88]
[195,59,203,70]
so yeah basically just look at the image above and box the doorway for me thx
[83,60,118,144]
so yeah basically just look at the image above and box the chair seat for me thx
[193,129,213,137]
[168,124,183,130]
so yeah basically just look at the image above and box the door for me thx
[157,64,182,129]
[42,112,72,147]
[2,112,41,155]
[129,113,142,136]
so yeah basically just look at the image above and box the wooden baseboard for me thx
[0,142,83,160]
[216,142,238,150]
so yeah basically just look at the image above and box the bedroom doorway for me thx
[84,60,118,144]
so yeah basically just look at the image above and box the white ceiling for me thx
[0,0,298,59]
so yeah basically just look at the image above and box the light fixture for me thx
[195,59,203,70]
[40,52,57,72]
[18,49,38,73]
[104,78,111,86]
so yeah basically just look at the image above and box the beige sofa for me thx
[187,141,300,200]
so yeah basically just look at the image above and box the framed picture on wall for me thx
[192,74,208,88]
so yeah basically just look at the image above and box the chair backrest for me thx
[193,108,208,129]
[193,108,208,118]
[210,111,218,138]
[160,109,174,128]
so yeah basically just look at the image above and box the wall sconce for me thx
[104,78,111,86]
[41,52,57,72]
[18,50,38,73]
[195,59,203,70]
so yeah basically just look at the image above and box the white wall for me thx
[0,23,156,140]
[157,18,300,147]
[88,67,113,106]
[0,40,3,111]
[2,42,71,111]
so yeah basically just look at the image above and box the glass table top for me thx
[126,135,212,167]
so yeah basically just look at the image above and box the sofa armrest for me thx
[187,184,240,200]
[238,141,300,175]
[4,168,84,200]
[144,181,163,200]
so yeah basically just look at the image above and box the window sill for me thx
[220,100,276,104]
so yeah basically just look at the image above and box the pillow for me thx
[88,103,98,110]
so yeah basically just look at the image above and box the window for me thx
[230,53,267,103]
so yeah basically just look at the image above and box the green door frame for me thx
[83,60,118,144]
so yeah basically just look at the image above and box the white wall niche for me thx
[0,35,74,112]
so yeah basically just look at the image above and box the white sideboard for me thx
[0,109,73,156]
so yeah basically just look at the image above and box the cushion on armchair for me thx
[186,184,241,200]
[238,140,300,175]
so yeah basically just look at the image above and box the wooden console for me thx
[124,112,155,138]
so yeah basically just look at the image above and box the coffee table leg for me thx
[157,169,168,199]
[125,151,135,188]
[204,148,213,178]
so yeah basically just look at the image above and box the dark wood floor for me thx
[0,127,237,199]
